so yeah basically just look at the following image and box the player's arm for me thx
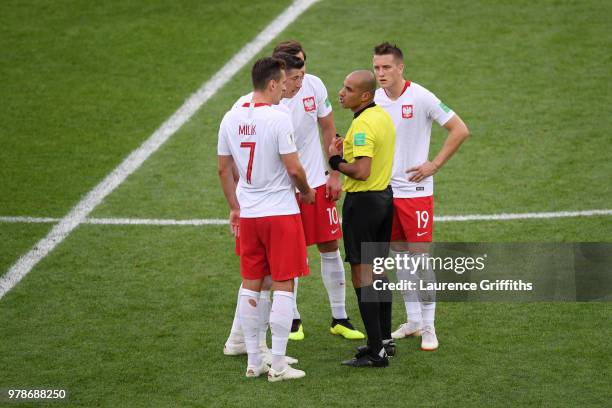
[328,137,372,181]
[407,114,470,182]
[218,154,240,235]
[231,162,239,185]
[319,113,342,200]
[281,152,316,204]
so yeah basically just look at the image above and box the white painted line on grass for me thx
[1,209,611,227]
[85,218,229,226]
[0,216,61,224]
[0,0,320,300]
[435,209,612,222]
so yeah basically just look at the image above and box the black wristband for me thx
[329,155,347,171]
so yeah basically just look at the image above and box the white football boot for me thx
[267,365,306,382]
[223,331,246,355]
[391,321,423,339]
[420,325,439,351]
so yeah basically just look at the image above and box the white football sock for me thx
[395,251,422,324]
[228,284,243,338]
[292,278,301,320]
[258,290,271,349]
[269,290,294,371]
[320,249,348,319]
[422,301,436,328]
[238,288,261,368]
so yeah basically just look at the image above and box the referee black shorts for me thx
[342,185,393,265]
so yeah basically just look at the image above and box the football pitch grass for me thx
[1,0,611,406]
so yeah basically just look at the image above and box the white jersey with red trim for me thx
[233,74,332,189]
[218,102,299,218]
[280,74,332,189]
[374,81,455,198]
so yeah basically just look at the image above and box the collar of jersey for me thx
[353,102,377,119]
[383,79,411,99]
[242,102,271,107]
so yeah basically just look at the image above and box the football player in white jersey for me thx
[271,41,363,341]
[224,44,364,354]
[372,42,470,351]
[218,57,315,381]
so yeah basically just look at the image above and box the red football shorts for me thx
[296,184,342,246]
[391,196,434,242]
[239,214,309,281]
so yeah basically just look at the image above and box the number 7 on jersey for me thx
[240,142,256,184]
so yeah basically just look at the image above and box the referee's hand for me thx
[300,188,316,205]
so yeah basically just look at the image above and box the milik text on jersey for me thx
[238,124,256,136]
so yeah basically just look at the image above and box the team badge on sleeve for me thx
[402,104,413,119]
[439,102,451,113]
[302,96,316,112]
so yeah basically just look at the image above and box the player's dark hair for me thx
[271,51,305,71]
[373,42,404,62]
[251,57,286,91]
[273,40,307,61]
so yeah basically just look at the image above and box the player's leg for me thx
[224,238,246,355]
[239,277,266,377]
[238,217,270,377]
[265,214,309,381]
[319,239,365,340]
[406,196,438,350]
[288,277,303,340]
[223,283,247,355]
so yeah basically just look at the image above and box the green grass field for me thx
[1,0,611,406]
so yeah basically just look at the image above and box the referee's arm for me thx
[329,137,371,181]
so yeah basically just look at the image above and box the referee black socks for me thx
[376,276,393,341]
[355,285,383,356]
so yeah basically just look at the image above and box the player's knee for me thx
[317,240,338,252]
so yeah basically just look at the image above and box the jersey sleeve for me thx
[275,113,298,155]
[351,121,376,158]
[217,117,232,156]
[423,89,455,126]
[313,77,333,118]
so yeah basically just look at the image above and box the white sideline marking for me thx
[0,209,610,227]
[435,209,612,222]
[0,0,320,300]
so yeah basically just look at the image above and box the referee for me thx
[328,70,396,367]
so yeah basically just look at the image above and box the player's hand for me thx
[325,171,342,201]
[329,134,343,157]
[406,161,439,183]
[300,188,316,204]
[229,209,240,238]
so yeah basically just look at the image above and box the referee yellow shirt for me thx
[343,104,395,192]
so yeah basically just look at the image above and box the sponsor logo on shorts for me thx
[303,96,316,112]
[416,186,425,191]
[331,228,339,234]
[417,231,429,237]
